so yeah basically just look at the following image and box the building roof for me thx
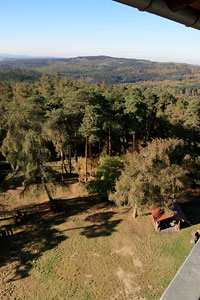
[160,238,200,300]
[113,0,200,30]
[150,207,174,223]
[150,202,190,223]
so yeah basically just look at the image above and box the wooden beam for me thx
[166,0,197,12]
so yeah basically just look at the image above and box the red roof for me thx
[150,202,190,223]
[150,207,174,223]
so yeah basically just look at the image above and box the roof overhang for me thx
[113,0,200,30]
[150,202,190,224]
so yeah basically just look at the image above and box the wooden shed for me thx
[150,202,190,232]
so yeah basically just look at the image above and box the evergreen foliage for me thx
[1,56,200,89]
[109,139,190,209]
[1,91,56,200]
[0,75,198,205]
[87,156,124,198]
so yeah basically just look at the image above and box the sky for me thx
[0,0,200,64]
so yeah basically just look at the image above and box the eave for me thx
[113,0,200,30]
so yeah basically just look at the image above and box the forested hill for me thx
[0,55,200,86]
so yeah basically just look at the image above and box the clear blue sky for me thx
[0,0,200,64]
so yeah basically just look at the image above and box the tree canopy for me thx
[109,139,190,210]
[0,75,199,204]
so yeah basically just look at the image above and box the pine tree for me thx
[79,93,102,182]
[110,139,189,216]
[1,93,56,201]
[124,88,147,151]
[103,86,125,155]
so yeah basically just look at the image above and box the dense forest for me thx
[1,56,200,98]
[1,72,200,210]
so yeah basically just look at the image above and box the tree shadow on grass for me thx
[62,211,122,238]
[81,212,122,238]
[0,213,68,283]
[0,168,78,195]
[0,195,110,282]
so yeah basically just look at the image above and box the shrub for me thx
[86,156,124,199]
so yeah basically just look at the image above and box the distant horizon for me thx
[0,52,200,66]
[1,0,200,67]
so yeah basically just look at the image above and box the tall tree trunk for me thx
[133,205,138,218]
[58,136,68,179]
[60,149,64,182]
[132,133,136,154]
[68,149,72,174]
[85,136,88,183]
[108,128,111,156]
[44,183,53,202]
[63,154,68,175]
[74,147,78,163]
[121,137,126,154]
[74,129,78,162]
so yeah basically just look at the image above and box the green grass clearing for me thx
[0,175,198,300]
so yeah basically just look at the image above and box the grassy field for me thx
[0,172,199,300]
